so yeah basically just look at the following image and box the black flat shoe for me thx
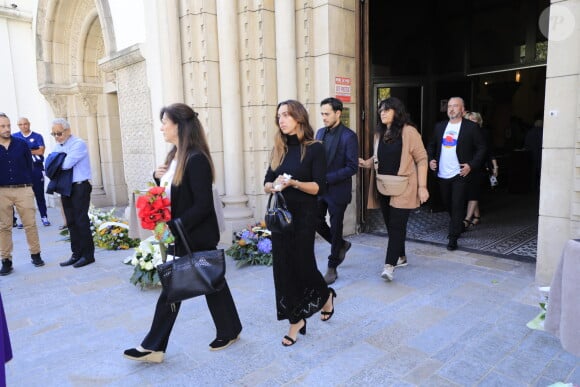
[123,347,164,363]
[59,256,79,267]
[321,288,337,322]
[73,256,95,268]
[209,335,240,351]
[282,319,306,347]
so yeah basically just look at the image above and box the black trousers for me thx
[31,166,48,218]
[316,198,347,268]
[438,174,468,239]
[61,181,94,259]
[378,195,411,266]
[141,281,242,352]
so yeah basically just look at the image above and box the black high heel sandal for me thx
[321,287,337,322]
[463,218,473,230]
[282,319,307,347]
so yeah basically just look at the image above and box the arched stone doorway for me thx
[35,0,127,207]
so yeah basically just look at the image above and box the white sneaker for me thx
[381,264,394,281]
[396,256,408,267]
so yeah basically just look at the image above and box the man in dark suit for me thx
[427,97,486,251]
[315,98,358,284]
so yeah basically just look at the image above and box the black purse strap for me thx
[267,192,289,211]
[173,218,193,256]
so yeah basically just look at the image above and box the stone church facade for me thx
[4,0,578,284]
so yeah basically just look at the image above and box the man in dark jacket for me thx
[315,98,358,284]
[0,113,45,275]
[427,97,486,251]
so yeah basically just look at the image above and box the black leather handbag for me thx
[156,219,226,304]
[265,192,293,234]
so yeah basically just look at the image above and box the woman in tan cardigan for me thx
[359,97,429,281]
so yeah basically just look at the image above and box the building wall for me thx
[536,0,580,284]
[175,0,358,236]
[0,4,52,150]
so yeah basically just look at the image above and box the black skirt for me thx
[270,197,330,324]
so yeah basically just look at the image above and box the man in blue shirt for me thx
[13,117,50,226]
[48,118,95,268]
[0,113,45,275]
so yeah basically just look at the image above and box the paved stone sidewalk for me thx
[1,208,579,386]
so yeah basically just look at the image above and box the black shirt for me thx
[377,137,402,175]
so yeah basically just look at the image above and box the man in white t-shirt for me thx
[427,97,486,251]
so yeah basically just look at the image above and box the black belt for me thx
[0,184,33,188]
[74,180,90,185]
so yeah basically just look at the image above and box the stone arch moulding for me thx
[35,0,127,207]
[36,0,116,89]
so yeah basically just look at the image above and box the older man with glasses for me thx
[0,113,45,275]
[46,118,95,268]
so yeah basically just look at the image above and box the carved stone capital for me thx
[44,94,68,117]
[78,94,98,115]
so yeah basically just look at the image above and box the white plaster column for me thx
[275,0,297,101]
[216,0,253,224]
[142,0,183,165]
[156,0,183,104]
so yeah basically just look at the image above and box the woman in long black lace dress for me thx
[263,100,336,346]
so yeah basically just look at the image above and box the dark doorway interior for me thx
[361,0,549,260]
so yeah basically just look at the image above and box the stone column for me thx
[275,0,297,101]
[216,0,253,231]
[79,94,107,205]
[156,0,183,105]
[142,0,183,164]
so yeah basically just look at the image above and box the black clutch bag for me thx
[156,219,226,304]
[265,192,293,233]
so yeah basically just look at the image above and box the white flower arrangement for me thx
[123,236,164,288]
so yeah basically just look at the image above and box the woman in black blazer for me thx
[124,103,242,363]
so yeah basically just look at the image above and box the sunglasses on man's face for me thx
[50,132,65,137]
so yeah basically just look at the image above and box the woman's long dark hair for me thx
[160,103,215,185]
[375,97,416,142]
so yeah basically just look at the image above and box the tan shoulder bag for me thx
[373,135,408,196]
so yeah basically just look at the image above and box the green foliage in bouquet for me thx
[226,222,273,267]
[123,237,163,288]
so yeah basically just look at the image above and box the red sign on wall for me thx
[335,76,351,103]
